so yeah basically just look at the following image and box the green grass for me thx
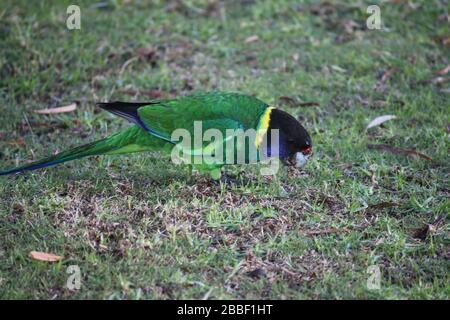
[0,0,449,299]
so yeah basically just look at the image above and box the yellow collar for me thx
[255,106,274,147]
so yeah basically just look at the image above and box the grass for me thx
[0,0,449,299]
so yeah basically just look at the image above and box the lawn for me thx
[0,0,449,299]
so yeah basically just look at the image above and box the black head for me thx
[265,109,312,166]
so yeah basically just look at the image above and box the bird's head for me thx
[264,108,312,168]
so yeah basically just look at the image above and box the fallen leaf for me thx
[244,35,259,43]
[380,68,397,84]
[6,138,24,146]
[134,47,159,69]
[367,144,435,162]
[298,101,320,107]
[440,37,450,46]
[278,96,297,106]
[343,20,360,34]
[438,14,450,22]
[412,216,444,240]
[430,77,450,84]
[34,103,77,114]
[26,122,51,128]
[331,65,347,73]
[136,47,156,59]
[16,121,69,134]
[434,65,450,75]
[366,115,397,129]
[29,251,63,262]
[278,96,320,107]
[143,89,166,98]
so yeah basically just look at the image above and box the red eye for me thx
[302,146,312,155]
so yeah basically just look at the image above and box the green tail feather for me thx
[0,137,120,176]
[0,125,168,176]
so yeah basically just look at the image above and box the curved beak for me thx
[295,152,307,167]
[282,148,313,168]
[295,147,313,168]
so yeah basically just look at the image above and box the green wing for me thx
[100,92,269,152]
[138,92,267,141]
[98,92,271,179]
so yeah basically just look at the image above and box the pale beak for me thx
[295,152,308,167]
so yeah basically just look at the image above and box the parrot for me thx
[0,91,312,180]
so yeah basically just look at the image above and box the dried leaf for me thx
[366,115,397,129]
[298,101,320,107]
[434,65,450,75]
[441,37,450,46]
[343,20,359,34]
[134,47,158,69]
[244,35,259,43]
[430,77,450,84]
[6,138,24,146]
[34,103,77,114]
[26,122,51,128]
[29,251,63,262]
[144,89,166,99]
[136,47,156,59]
[411,215,444,240]
[367,144,434,161]
[16,121,69,134]
[278,96,320,107]
[331,65,347,73]
[278,96,297,105]
[380,68,397,84]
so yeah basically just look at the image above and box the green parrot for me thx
[0,92,312,179]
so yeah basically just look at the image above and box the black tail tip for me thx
[96,102,112,108]
[0,169,20,176]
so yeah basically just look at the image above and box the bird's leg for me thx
[212,171,253,187]
[274,174,289,197]
[218,173,240,185]
[186,164,194,184]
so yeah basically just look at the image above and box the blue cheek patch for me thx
[265,132,288,159]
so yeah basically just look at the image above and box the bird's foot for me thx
[211,173,253,187]
[219,174,240,186]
